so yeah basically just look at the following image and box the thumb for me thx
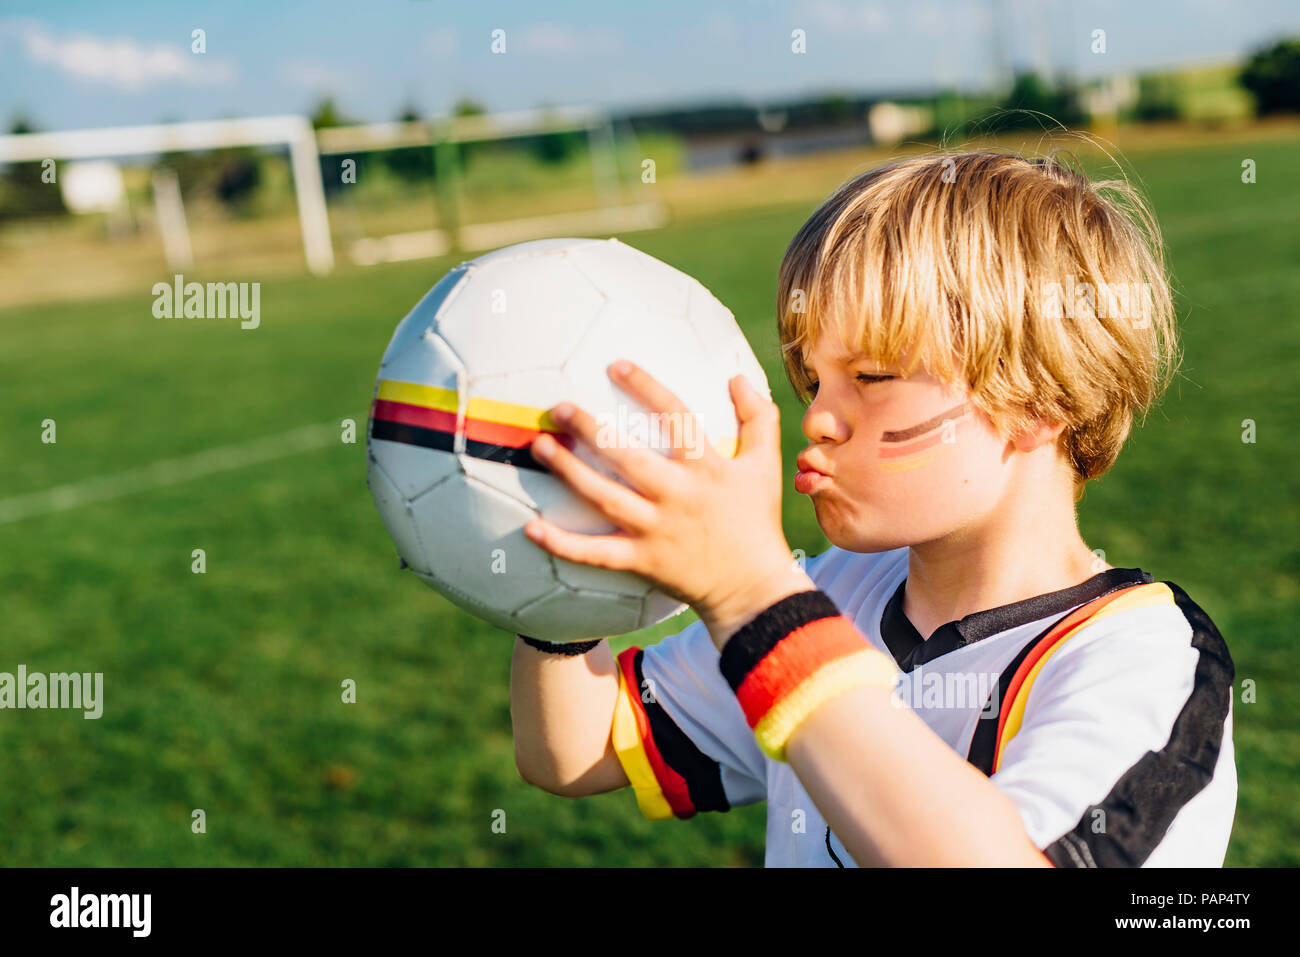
[731,374,779,456]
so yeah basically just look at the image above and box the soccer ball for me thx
[366,237,770,641]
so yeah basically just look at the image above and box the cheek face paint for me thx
[876,402,972,473]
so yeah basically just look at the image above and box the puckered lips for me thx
[794,450,832,495]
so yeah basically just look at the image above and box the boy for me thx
[509,151,1237,867]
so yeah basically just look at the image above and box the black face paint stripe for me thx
[879,402,970,443]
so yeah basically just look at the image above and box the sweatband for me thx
[719,590,899,761]
[517,634,602,656]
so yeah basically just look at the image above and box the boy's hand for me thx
[523,359,813,649]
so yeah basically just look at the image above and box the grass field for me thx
[0,132,1296,866]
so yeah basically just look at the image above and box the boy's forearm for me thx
[714,587,1049,866]
[509,636,625,794]
[786,685,1052,867]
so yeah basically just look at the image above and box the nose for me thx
[801,390,847,445]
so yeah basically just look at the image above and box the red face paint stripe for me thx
[877,428,952,459]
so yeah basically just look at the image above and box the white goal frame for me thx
[0,115,334,275]
[315,106,665,266]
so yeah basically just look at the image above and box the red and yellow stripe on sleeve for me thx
[610,647,731,821]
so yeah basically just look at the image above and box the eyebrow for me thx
[805,351,892,374]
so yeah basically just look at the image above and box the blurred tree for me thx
[383,105,434,183]
[449,98,489,169]
[309,97,359,194]
[0,118,68,222]
[155,143,263,211]
[155,149,209,194]
[452,98,486,118]
[1135,75,1180,122]
[530,130,581,164]
[310,96,353,130]
[817,94,852,124]
[529,106,584,165]
[213,149,261,209]
[1240,39,1300,114]
[991,72,1084,130]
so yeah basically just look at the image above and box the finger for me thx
[531,432,657,532]
[550,400,675,497]
[730,374,781,457]
[609,360,709,461]
[523,517,640,572]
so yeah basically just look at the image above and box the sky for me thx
[1,0,1297,131]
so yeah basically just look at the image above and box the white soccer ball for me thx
[366,237,770,641]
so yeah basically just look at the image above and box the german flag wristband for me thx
[718,590,899,762]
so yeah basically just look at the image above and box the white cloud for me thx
[519,23,623,56]
[282,60,346,92]
[800,1,891,35]
[908,3,946,37]
[14,21,235,91]
[698,12,742,46]
[427,27,458,59]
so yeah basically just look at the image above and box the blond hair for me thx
[777,150,1179,497]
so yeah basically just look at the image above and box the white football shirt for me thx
[613,546,1237,867]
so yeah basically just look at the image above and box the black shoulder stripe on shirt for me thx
[630,650,731,815]
[967,623,1054,776]
[966,576,1156,776]
[1042,581,1234,867]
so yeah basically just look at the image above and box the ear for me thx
[1010,418,1068,454]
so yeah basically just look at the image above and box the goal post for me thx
[0,115,334,275]
[0,106,667,282]
[314,105,666,265]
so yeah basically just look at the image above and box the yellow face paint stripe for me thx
[879,447,943,473]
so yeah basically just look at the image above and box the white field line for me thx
[0,416,359,525]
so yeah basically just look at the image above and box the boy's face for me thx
[796,335,1018,553]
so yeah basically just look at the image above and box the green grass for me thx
[0,133,1296,866]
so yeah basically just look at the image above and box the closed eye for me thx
[806,373,893,398]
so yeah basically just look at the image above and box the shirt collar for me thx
[878,566,1155,672]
